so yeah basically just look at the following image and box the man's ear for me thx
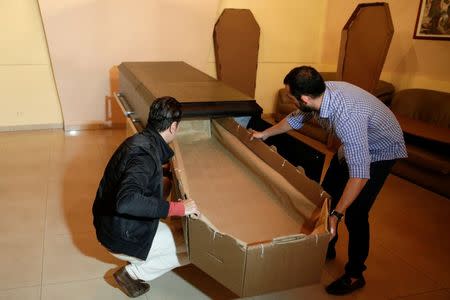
[169,121,178,134]
[300,95,310,104]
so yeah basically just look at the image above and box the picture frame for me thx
[413,0,450,40]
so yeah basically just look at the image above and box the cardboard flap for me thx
[215,118,329,211]
[242,233,330,296]
[188,218,246,296]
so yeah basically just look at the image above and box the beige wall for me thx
[38,0,220,129]
[0,0,62,130]
[322,0,450,92]
[3,0,448,129]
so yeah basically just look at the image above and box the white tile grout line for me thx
[0,284,41,293]
[41,275,116,287]
[39,138,53,300]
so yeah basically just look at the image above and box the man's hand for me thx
[328,215,338,239]
[249,129,268,141]
[182,199,200,217]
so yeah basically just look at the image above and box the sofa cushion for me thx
[390,89,450,128]
[405,144,450,175]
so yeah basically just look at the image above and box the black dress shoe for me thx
[326,246,336,260]
[113,266,150,298]
[325,274,365,295]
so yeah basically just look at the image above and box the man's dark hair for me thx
[147,96,182,132]
[283,66,326,100]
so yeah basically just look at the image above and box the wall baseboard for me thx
[0,121,126,132]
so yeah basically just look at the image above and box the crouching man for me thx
[92,96,199,298]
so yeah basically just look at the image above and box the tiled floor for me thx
[0,129,449,300]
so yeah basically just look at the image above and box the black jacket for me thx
[92,127,173,260]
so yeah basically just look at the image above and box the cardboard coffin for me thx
[171,118,330,297]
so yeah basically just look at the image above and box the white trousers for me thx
[111,220,188,282]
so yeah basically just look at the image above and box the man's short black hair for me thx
[283,66,326,100]
[147,96,182,132]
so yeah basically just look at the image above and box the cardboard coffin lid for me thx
[337,3,394,94]
[214,9,260,98]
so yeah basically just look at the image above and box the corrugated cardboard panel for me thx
[214,9,260,98]
[175,126,302,244]
[216,118,329,207]
[242,233,330,296]
[337,3,394,94]
[188,218,246,296]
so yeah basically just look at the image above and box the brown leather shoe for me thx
[113,266,150,298]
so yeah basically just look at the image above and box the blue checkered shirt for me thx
[287,81,407,179]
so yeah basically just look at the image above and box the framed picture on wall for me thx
[413,0,450,40]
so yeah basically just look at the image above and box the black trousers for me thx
[322,154,396,277]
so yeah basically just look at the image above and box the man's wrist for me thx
[329,210,344,221]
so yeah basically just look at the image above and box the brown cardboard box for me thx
[171,118,330,297]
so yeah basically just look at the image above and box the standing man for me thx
[93,96,199,298]
[250,66,407,295]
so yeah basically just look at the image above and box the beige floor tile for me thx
[172,264,237,299]
[250,271,356,300]
[48,138,105,186]
[0,179,47,235]
[45,179,97,236]
[0,147,50,165]
[0,130,59,152]
[393,288,450,300]
[48,150,104,182]
[148,270,211,300]
[0,285,41,300]
[0,234,43,290]
[41,278,146,300]
[42,232,122,284]
[0,151,50,180]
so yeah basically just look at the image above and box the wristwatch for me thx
[329,210,344,221]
